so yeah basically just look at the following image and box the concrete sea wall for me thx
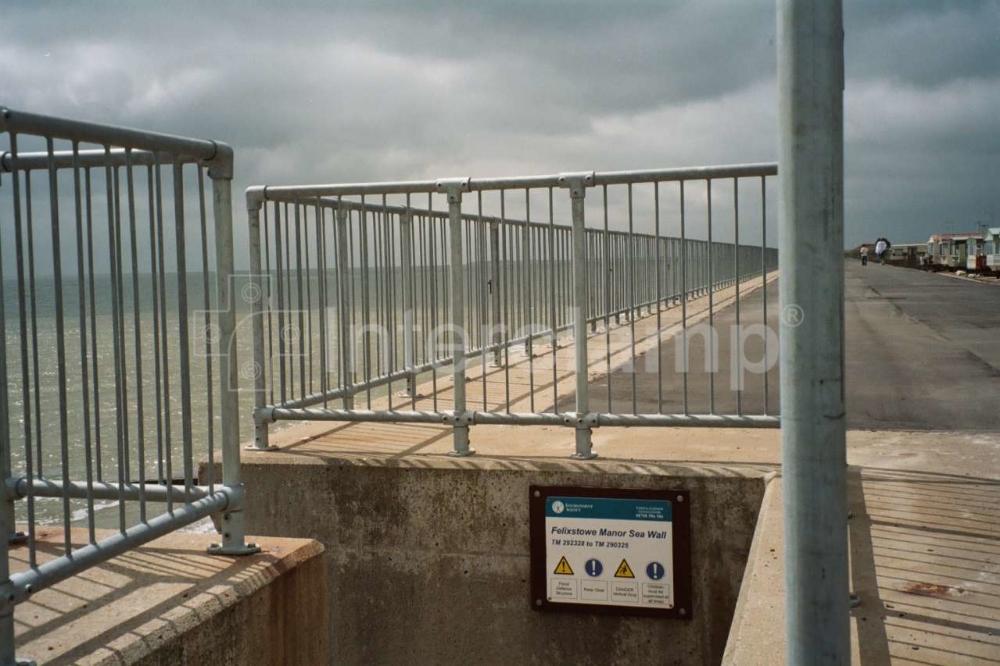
[231,450,766,665]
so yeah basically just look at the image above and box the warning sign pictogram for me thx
[553,556,574,575]
[614,559,635,578]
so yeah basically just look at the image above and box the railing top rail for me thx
[1,148,195,173]
[246,162,778,208]
[0,106,232,174]
[593,162,777,186]
[246,187,772,243]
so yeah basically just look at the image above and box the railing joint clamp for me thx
[254,406,276,425]
[435,177,471,204]
[561,412,598,428]
[557,171,595,199]
[442,411,475,425]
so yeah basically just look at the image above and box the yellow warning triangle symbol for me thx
[614,559,635,578]
[553,556,574,575]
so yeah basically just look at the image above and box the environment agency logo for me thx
[552,500,565,514]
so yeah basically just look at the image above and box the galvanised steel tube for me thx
[565,174,596,459]
[0,107,220,162]
[5,491,229,608]
[0,253,12,666]
[401,208,417,395]
[266,408,780,429]
[1,148,184,172]
[247,201,272,451]
[245,164,777,202]
[489,221,503,366]
[443,182,473,455]
[209,175,259,555]
[12,478,211,503]
[336,207,354,408]
[778,0,849,663]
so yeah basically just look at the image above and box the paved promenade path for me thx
[845,260,1000,431]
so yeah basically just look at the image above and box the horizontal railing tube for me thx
[268,407,780,429]
[12,478,212,504]
[0,107,222,162]
[6,491,229,608]
[248,163,776,201]
[1,148,185,172]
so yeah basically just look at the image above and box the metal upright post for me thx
[778,0,848,663]
[207,155,259,556]
[561,173,597,459]
[440,180,473,456]
[336,207,354,409]
[400,208,417,395]
[489,220,503,367]
[246,194,275,451]
[0,156,16,662]
[0,264,17,665]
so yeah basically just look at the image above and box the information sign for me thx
[530,486,691,619]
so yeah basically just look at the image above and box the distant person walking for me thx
[860,244,869,266]
[875,238,888,265]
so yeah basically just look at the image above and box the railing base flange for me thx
[207,542,262,556]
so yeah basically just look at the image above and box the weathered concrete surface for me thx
[229,442,768,666]
[723,430,1000,665]
[227,426,1000,665]
[12,529,328,665]
[845,260,1000,430]
[628,260,1000,429]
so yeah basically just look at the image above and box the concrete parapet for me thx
[228,438,767,665]
[12,528,328,665]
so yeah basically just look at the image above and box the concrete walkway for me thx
[845,260,1000,430]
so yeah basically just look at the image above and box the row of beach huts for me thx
[851,227,1000,274]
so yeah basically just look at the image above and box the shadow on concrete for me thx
[12,530,286,661]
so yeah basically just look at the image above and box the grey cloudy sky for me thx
[2,0,998,250]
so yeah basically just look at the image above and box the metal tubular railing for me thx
[0,107,256,665]
[246,163,779,459]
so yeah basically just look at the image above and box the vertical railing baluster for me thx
[401,206,417,396]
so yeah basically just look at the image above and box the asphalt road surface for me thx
[844,260,1000,430]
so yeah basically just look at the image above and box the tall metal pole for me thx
[778,1,848,663]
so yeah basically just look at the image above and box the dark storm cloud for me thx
[1,0,998,251]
